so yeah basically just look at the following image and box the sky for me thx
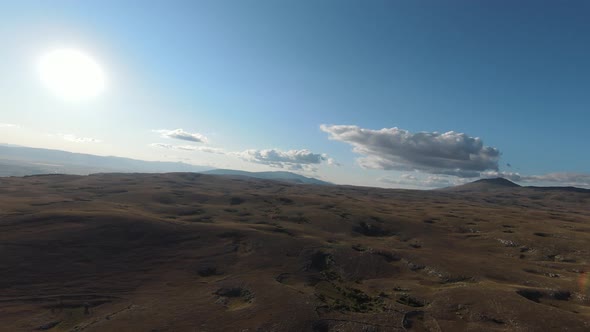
[1,0,589,188]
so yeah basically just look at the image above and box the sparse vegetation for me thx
[1,173,589,331]
[229,197,245,205]
[353,221,393,237]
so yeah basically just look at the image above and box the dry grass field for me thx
[1,173,589,331]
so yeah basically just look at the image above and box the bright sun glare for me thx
[39,49,105,101]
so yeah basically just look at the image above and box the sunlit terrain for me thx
[1,2,590,331]
[1,174,588,331]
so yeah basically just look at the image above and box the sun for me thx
[39,49,106,101]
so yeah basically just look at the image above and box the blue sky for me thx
[1,1,589,188]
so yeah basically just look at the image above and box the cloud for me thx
[59,134,101,143]
[480,171,523,182]
[177,146,224,154]
[0,123,19,128]
[234,148,332,171]
[379,173,469,188]
[151,143,174,149]
[151,143,336,172]
[153,129,207,143]
[524,173,590,187]
[326,158,341,166]
[150,143,224,154]
[381,170,590,189]
[482,171,590,188]
[321,124,500,177]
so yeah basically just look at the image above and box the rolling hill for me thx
[0,173,589,331]
[0,145,331,186]
[202,169,332,185]
[441,177,521,191]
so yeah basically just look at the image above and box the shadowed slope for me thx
[442,177,520,192]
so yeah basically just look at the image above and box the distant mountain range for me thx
[203,169,332,185]
[2,145,586,191]
[0,144,331,185]
[442,177,590,193]
[0,144,212,176]
[442,177,521,191]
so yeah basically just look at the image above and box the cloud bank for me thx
[151,143,334,171]
[381,171,590,189]
[321,124,500,177]
[150,143,224,154]
[380,174,469,188]
[60,134,101,143]
[482,171,590,188]
[153,129,207,143]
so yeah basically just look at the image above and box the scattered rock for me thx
[354,221,393,237]
[214,286,254,307]
[402,310,424,329]
[197,265,218,277]
[373,249,401,262]
[307,251,334,271]
[517,289,543,303]
[397,294,425,307]
[230,197,245,205]
[497,238,519,247]
[351,243,367,252]
[35,321,60,330]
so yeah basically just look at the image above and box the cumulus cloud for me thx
[153,129,207,143]
[59,134,101,143]
[150,143,224,154]
[321,124,500,177]
[234,148,333,171]
[150,144,334,170]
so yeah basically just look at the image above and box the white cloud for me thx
[524,173,590,187]
[233,148,333,172]
[379,173,469,188]
[384,171,590,189]
[151,143,334,169]
[0,123,19,128]
[153,129,207,143]
[150,143,224,154]
[59,134,101,143]
[321,124,500,177]
[152,143,335,172]
[482,171,590,188]
[151,143,174,149]
[176,145,225,154]
[326,158,341,166]
[480,171,523,182]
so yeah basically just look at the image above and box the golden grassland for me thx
[0,173,589,331]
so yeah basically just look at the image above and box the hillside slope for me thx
[202,169,331,185]
[441,177,521,192]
